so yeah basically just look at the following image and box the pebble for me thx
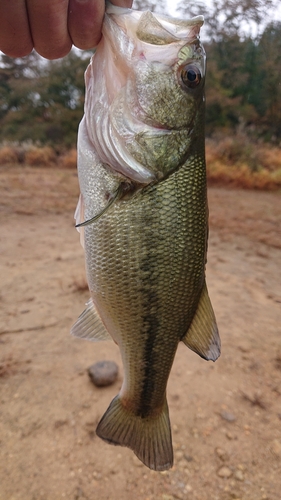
[92,471,102,480]
[88,360,118,387]
[234,470,244,481]
[215,448,229,462]
[226,431,236,440]
[217,466,232,478]
[270,439,281,457]
[220,411,236,422]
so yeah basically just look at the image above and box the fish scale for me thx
[72,3,220,471]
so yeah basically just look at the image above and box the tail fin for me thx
[96,395,173,471]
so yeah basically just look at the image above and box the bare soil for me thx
[0,166,281,500]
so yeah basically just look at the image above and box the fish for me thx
[71,3,220,471]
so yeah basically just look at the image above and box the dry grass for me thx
[0,146,19,165]
[206,137,281,190]
[0,143,77,169]
[0,138,281,190]
[59,148,77,169]
[25,146,57,166]
[261,147,281,172]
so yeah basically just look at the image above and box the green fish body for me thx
[72,4,220,471]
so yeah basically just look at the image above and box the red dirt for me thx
[0,166,280,500]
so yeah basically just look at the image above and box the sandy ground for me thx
[0,166,281,500]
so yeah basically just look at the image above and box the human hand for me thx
[0,0,133,59]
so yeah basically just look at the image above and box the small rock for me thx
[270,439,281,457]
[234,470,244,481]
[54,419,68,429]
[238,344,250,353]
[220,411,236,422]
[229,490,242,499]
[92,471,102,480]
[237,463,245,471]
[226,432,235,440]
[88,360,118,387]
[215,447,229,462]
[217,466,232,478]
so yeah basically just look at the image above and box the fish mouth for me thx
[107,4,204,46]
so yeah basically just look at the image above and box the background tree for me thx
[0,0,280,146]
[177,0,278,40]
[0,51,88,146]
[133,0,167,13]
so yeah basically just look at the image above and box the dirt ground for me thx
[0,166,281,500]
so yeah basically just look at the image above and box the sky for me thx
[166,0,179,16]
[165,0,281,39]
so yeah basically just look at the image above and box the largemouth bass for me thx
[72,3,220,471]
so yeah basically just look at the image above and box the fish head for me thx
[84,6,206,183]
[128,16,206,132]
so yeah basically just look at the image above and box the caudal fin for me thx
[96,395,173,471]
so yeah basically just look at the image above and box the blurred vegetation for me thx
[0,51,89,147]
[0,0,280,151]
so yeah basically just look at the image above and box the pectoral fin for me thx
[71,299,112,342]
[182,282,220,361]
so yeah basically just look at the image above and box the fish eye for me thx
[180,64,202,89]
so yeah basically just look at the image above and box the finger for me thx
[111,0,133,6]
[68,0,133,51]
[68,0,105,50]
[0,0,33,57]
[26,0,72,59]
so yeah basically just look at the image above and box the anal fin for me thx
[182,282,220,361]
[71,299,112,342]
